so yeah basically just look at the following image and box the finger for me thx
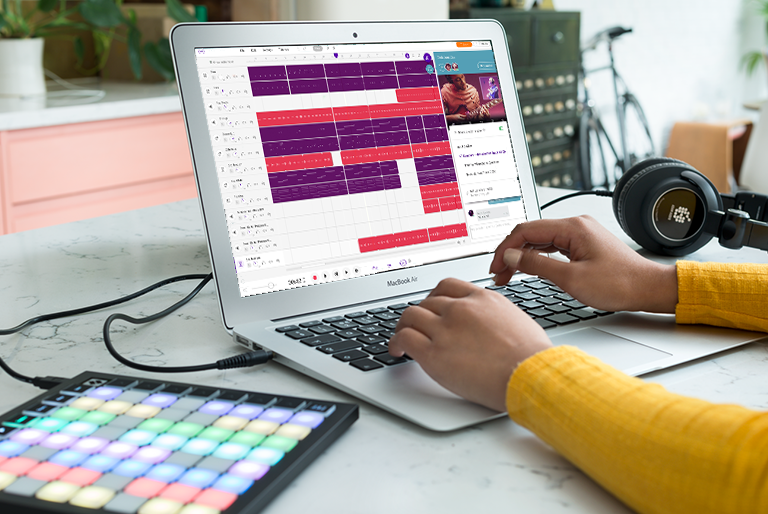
[427,277,479,300]
[416,295,453,316]
[493,247,532,285]
[489,218,577,275]
[493,250,528,285]
[501,247,573,287]
[495,246,552,285]
[388,327,430,359]
[395,304,440,335]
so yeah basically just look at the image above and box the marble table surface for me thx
[1,188,767,513]
[0,81,180,131]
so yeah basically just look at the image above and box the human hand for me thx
[388,278,553,412]
[489,216,678,313]
[446,114,467,123]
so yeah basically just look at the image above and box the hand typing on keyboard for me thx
[490,216,678,314]
[388,278,552,413]
[388,215,679,412]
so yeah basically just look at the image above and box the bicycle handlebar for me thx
[583,26,633,51]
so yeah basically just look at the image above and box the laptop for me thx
[170,20,766,432]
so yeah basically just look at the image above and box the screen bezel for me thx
[170,20,541,329]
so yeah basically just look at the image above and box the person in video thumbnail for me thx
[486,77,499,99]
[441,74,490,124]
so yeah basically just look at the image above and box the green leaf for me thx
[741,51,765,77]
[78,0,125,28]
[759,0,768,17]
[144,38,176,81]
[15,13,30,36]
[37,0,57,13]
[165,0,197,23]
[39,17,88,28]
[127,25,143,80]
[73,36,85,66]
[3,10,26,35]
[35,20,92,38]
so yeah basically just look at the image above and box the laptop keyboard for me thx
[275,303,415,372]
[485,277,614,329]
[276,277,614,371]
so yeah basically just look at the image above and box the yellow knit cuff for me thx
[506,345,586,416]
[675,260,768,333]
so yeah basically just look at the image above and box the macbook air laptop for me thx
[170,20,766,431]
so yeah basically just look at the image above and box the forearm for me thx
[637,261,678,313]
[507,346,768,514]
[676,261,768,332]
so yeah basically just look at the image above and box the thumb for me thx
[503,248,570,285]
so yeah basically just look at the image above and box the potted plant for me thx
[742,0,768,79]
[143,0,197,81]
[0,0,142,97]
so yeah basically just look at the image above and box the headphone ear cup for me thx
[612,157,689,242]
[612,157,715,255]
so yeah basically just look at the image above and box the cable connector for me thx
[216,350,273,370]
[32,376,68,390]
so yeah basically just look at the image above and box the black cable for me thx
[1,272,272,389]
[0,356,35,385]
[0,273,211,386]
[540,189,614,210]
[0,273,211,336]
[102,274,272,373]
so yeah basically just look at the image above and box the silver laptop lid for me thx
[170,20,541,329]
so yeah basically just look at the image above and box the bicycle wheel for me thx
[622,92,657,167]
[579,107,615,190]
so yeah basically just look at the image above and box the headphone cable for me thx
[540,189,614,210]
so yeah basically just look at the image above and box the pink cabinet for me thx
[0,111,197,234]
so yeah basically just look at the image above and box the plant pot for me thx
[0,38,46,97]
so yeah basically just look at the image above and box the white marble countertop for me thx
[1,188,767,513]
[0,81,181,131]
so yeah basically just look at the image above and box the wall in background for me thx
[556,0,767,154]
[236,0,765,173]
[295,0,449,20]
[232,0,449,24]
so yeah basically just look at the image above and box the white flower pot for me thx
[0,38,46,97]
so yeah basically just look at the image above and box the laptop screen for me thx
[193,40,529,298]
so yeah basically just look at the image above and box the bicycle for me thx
[578,26,656,190]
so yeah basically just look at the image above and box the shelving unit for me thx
[451,8,582,189]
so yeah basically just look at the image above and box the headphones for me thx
[612,157,768,256]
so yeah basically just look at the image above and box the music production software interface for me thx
[194,41,528,297]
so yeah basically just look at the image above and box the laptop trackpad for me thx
[550,327,671,371]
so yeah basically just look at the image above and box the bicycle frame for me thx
[578,27,655,190]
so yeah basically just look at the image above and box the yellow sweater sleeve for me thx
[675,261,768,332]
[506,262,768,514]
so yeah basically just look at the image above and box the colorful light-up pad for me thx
[0,372,357,514]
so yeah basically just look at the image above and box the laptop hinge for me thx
[269,274,525,323]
